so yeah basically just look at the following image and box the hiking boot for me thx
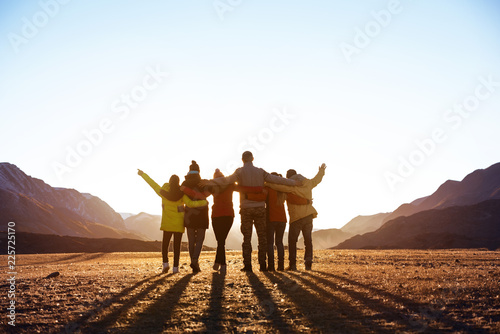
[172,267,179,274]
[240,265,252,272]
[190,262,201,273]
[162,262,170,273]
[213,263,221,271]
[305,260,312,271]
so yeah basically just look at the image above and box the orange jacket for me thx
[246,187,309,223]
[267,188,287,223]
[211,184,235,218]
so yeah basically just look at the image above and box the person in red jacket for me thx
[210,169,235,274]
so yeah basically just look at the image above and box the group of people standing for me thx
[138,151,326,274]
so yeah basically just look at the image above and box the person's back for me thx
[205,151,299,272]
[264,164,326,271]
[182,171,209,229]
[267,187,287,223]
[216,153,298,209]
[181,160,209,273]
[210,169,235,274]
[267,167,325,224]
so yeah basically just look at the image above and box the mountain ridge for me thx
[0,163,142,240]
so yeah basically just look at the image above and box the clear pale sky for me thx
[1,1,499,230]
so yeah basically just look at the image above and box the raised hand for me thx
[137,169,144,176]
[319,163,326,170]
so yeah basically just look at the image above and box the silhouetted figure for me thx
[201,151,300,272]
[138,169,207,273]
[210,169,235,274]
[267,173,311,271]
[267,163,326,270]
[246,172,310,271]
[181,161,210,273]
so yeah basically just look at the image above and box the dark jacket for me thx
[182,173,209,229]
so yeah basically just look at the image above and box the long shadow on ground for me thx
[246,271,295,333]
[60,273,164,333]
[201,272,225,332]
[311,270,486,333]
[264,271,394,333]
[124,274,193,333]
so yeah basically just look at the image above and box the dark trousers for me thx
[288,215,313,266]
[186,227,206,262]
[267,221,286,268]
[162,231,182,267]
[240,207,267,267]
[212,216,234,265]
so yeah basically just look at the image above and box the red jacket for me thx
[245,187,310,223]
[267,188,287,223]
[211,184,235,218]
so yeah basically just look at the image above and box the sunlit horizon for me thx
[1,1,500,230]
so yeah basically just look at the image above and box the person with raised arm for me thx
[200,151,301,272]
[137,169,208,274]
[245,173,310,271]
[266,163,326,271]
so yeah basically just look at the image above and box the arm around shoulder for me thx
[183,195,208,208]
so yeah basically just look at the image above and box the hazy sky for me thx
[1,0,500,230]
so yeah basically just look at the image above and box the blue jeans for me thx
[267,221,286,268]
[288,215,313,266]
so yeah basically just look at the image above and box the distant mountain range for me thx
[0,163,142,240]
[2,161,499,253]
[340,213,391,236]
[298,228,353,250]
[336,199,500,250]
[336,162,500,250]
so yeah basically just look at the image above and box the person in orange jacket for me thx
[210,169,235,274]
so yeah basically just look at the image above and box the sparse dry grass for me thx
[1,249,500,333]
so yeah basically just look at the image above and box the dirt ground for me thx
[1,249,500,333]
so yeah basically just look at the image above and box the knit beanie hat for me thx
[189,160,200,173]
[214,168,224,178]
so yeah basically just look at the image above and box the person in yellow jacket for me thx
[137,169,208,274]
[266,163,326,271]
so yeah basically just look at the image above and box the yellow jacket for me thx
[141,173,207,233]
[266,169,325,223]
